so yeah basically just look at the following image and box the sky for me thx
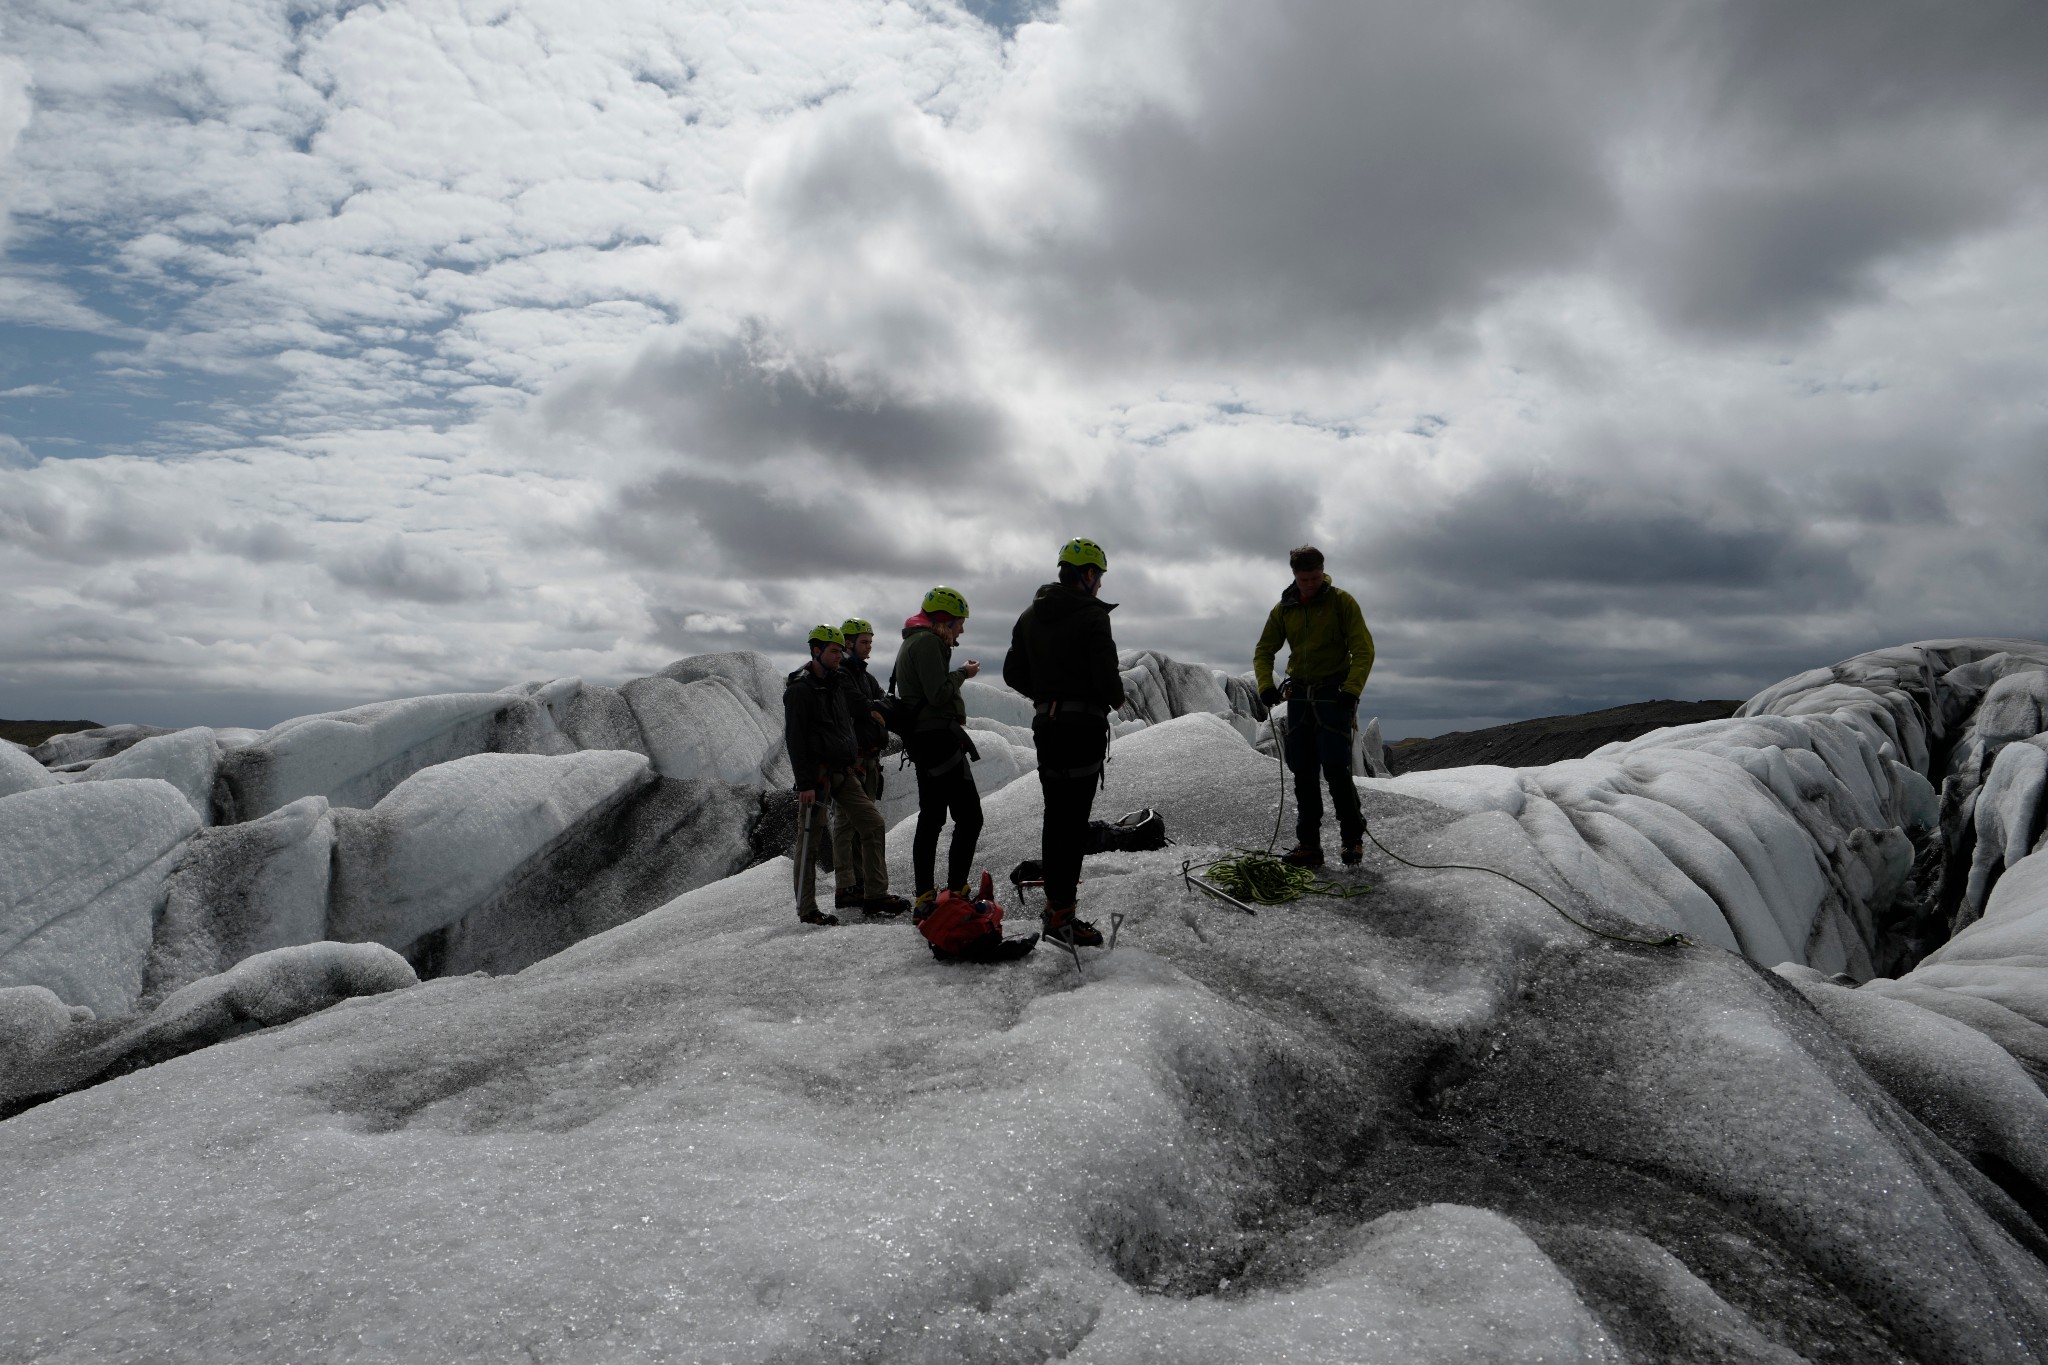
[2,0,2046,738]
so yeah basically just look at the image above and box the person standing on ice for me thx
[830,616,908,916]
[896,587,984,911]
[1253,544,1376,868]
[1003,537,1125,947]
[784,625,893,926]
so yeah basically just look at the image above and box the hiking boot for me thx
[834,885,865,909]
[1042,905,1104,947]
[912,889,938,918]
[1282,844,1325,868]
[1340,841,1364,866]
[862,894,912,917]
[798,909,841,927]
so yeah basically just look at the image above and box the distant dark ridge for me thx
[1,719,105,748]
[1390,699,1744,774]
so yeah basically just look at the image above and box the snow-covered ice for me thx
[28,723,176,768]
[328,750,654,955]
[7,639,2048,1359]
[0,737,58,798]
[143,795,338,1005]
[8,705,2048,1360]
[0,780,202,1015]
[623,675,781,786]
[78,726,220,824]
[216,692,575,821]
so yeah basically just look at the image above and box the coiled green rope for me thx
[1201,850,1372,904]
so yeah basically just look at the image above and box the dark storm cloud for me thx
[945,0,2048,357]
[1694,0,2048,130]
[1029,2,1634,358]
[1366,473,1861,612]
[1055,459,1322,563]
[552,334,1009,486]
[1817,473,1952,528]
[1631,159,2005,337]
[592,471,965,578]
[325,534,500,604]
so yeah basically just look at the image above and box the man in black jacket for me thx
[784,625,895,926]
[830,616,907,915]
[1004,537,1125,947]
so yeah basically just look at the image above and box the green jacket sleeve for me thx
[1253,603,1286,693]
[1342,596,1375,697]
[903,632,964,725]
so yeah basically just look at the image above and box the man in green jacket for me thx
[1253,545,1375,867]
[896,586,984,905]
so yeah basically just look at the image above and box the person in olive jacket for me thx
[832,615,902,914]
[784,625,895,925]
[896,587,983,905]
[1252,545,1376,867]
[1004,537,1126,946]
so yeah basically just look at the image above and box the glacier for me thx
[3,639,2048,1360]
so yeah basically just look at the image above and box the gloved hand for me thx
[1339,690,1359,713]
[1259,685,1283,707]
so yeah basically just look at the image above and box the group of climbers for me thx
[781,538,1375,949]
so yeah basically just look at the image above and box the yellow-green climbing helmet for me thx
[922,586,970,619]
[1058,537,1108,571]
[839,617,874,639]
[807,624,847,649]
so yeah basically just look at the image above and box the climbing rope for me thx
[1199,849,1373,905]
[1237,708,1687,949]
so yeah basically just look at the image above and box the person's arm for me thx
[1088,610,1125,708]
[1253,603,1285,695]
[1003,610,1036,699]
[1342,596,1376,699]
[783,685,820,794]
[906,634,956,721]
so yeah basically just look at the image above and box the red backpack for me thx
[915,871,1005,955]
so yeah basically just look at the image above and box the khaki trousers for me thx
[797,769,888,913]
[830,765,888,896]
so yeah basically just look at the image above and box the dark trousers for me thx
[1033,714,1108,910]
[910,730,983,895]
[1284,696,1362,849]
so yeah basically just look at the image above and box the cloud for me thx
[2,0,2046,740]
[209,519,312,563]
[591,470,966,579]
[324,532,501,604]
[552,332,1011,487]
[1371,473,1859,606]
[0,476,189,563]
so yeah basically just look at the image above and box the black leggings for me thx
[910,731,983,895]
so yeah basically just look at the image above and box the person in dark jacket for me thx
[1252,545,1376,867]
[896,586,983,907]
[784,624,894,925]
[1004,537,1125,946]
[830,616,907,915]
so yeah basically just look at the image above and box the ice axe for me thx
[792,798,817,906]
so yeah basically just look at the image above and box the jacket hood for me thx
[1031,581,1118,618]
[901,612,932,638]
[1279,574,1333,607]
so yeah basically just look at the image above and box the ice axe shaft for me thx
[792,799,816,906]
[1181,859,1258,916]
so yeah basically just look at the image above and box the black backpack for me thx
[1087,809,1169,854]
[881,669,921,738]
